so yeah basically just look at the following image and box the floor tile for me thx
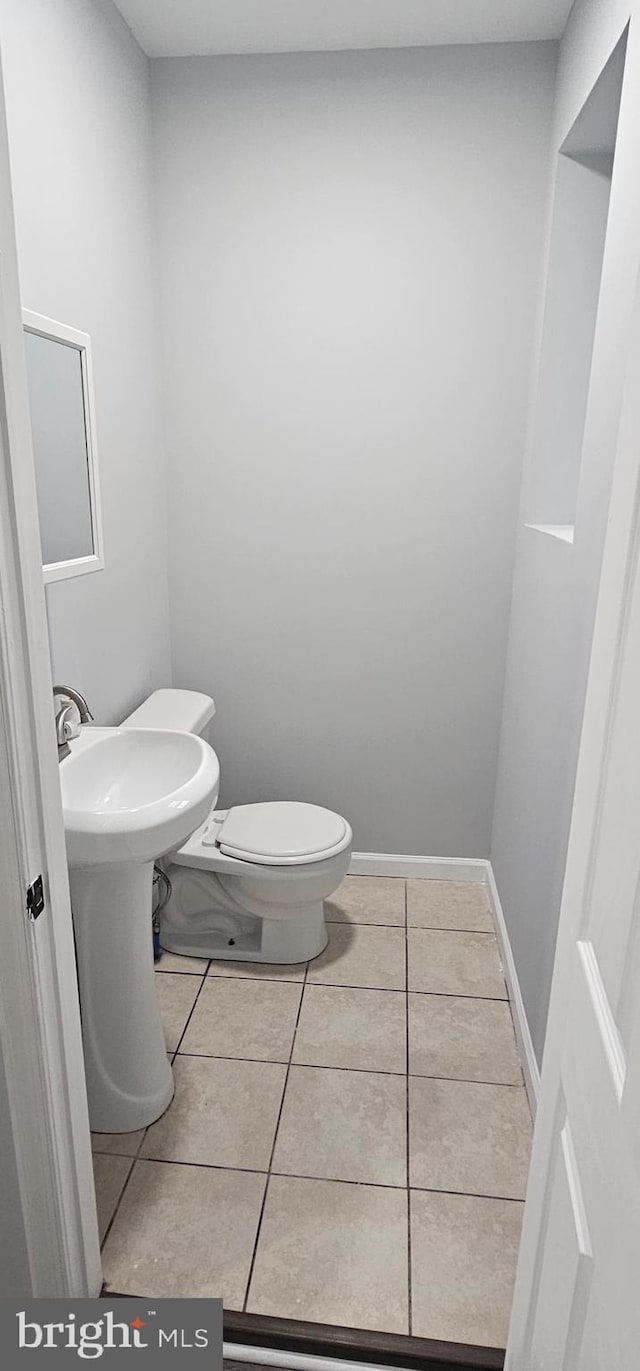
[154,972,202,1052]
[92,1128,146,1157]
[92,1154,133,1243]
[409,1077,532,1198]
[180,976,302,1062]
[95,871,532,1340]
[293,984,406,1074]
[141,1055,286,1170]
[102,1159,265,1301]
[273,1065,407,1186]
[408,928,506,998]
[407,879,493,932]
[410,1190,523,1347]
[248,1174,408,1332]
[155,950,209,975]
[408,993,521,1084]
[307,923,406,990]
[326,876,405,926]
[208,958,306,982]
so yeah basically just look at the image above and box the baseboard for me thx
[349,852,488,881]
[485,862,540,1117]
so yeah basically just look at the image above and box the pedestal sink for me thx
[60,727,220,1132]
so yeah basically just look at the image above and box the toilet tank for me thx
[121,688,215,738]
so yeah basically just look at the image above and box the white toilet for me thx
[122,688,352,963]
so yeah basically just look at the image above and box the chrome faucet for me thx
[53,685,94,760]
[53,684,94,724]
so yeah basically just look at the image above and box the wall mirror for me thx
[22,309,104,583]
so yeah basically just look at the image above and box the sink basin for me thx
[60,726,220,866]
[61,726,220,1133]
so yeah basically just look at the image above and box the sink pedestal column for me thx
[70,860,174,1132]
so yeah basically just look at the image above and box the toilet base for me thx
[160,899,328,964]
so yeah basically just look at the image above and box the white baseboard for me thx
[349,851,488,880]
[486,861,540,1117]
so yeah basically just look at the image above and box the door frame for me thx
[0,52,100,1296]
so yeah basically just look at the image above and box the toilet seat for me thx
[207,801,350,866]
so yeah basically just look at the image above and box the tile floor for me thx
[94,876,532,1348]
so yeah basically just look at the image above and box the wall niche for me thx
[525,33,627,543]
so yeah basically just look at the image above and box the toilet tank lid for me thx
[121,688,215,735]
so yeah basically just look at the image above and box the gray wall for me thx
[491,6,639,1065]
[491,527,587,1063]
[152,43,556,854]
[0,0,171,724]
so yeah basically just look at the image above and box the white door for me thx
[506,268,640,1367]
[0,47,100,1295]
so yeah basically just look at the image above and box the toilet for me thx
[121,688,352,963]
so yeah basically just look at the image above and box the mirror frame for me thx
[22,309,104,583]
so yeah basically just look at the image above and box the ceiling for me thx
[112,0,573,59]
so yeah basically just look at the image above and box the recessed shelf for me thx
[525,34,626,533]
[525,523,575,545]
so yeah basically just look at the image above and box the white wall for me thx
[491,2,640,1065]
[152,43,556,854]
[0,0,171,724]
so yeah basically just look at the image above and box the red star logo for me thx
[130,1317,147,1329]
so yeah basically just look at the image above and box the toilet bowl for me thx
[121,689,352,964]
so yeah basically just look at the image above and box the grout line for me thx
[98,1155,135,1251]
[202,980,508,999]
[176,978,508,1003]
[329,919,496,936]
[176,1051,405,1075]
[408,1184,527,1204]
[309,978,507,1000]
[406,927,497,937]
[407,988,508,1002]
[132,1157,268,1175]
[301,983,405,997]
[325,919,407,929]
[116,1155,401,1189]
[407,1071,524,1088]
[406,987,509,1001]
[172,966,211,1055]
[93,1052,525,1095]
[267,1168,405,1191]
[97,1037,182,1251]
[242,960,308,1313]
[167,971,506,998]
[96,1151,527,1204]
[404,878,412,1337]
[207,972,305,984]
[155,960,212,976]
[155,969,208,976]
